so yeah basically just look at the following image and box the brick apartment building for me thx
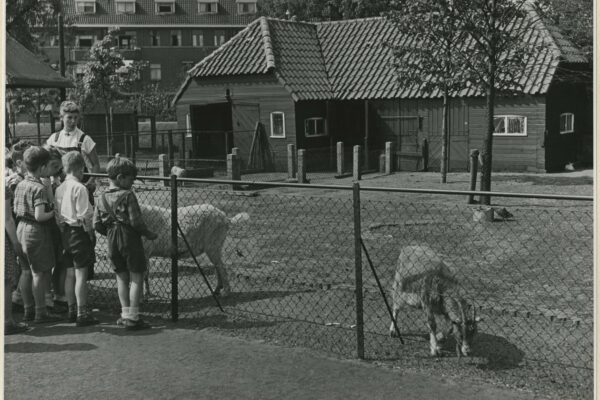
[38,0,259,89]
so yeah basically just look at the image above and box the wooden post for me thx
[352,182,364,359]
[421,138,429,172]
[364,100,369,170]
[167,130,174,168]
[49,110,55,133]
[130,134,136,164]
[379,154,386,173]
[159,154,168,186]
[287,144,296,180]
[336,141,344,176]
[385,141,392,175]
[227,153,241,190]
[297,149,307,184]
[353,145,362,181]
[124,132,129,157]
[468,149,480,204]
[180,130,186,169]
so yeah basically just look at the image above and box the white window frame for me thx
[237,1,256,14]
[155,0,175,14]
[170,30,182,46]
[150,64,162,81]
[197,1,218,13]
[560,113,574,134]
[270,112,286,138]
[116,0,136,14]
[304,117,327,137]
[493,115,527,137]
[76,35,95,48]
[75,0,96,14]
[150,30,160,46]
[214,31,226,46]
[192,31,205,47]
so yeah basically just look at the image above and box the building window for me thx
[150,64,162,81]
[118,34,135,49]
[560,113,574,134]
[214,30,226,46]
[155,0,175,14]
[170,30,182,46]
[116,1,136,14]
[270,112,285,138]
[236,1,256,15]
[192,30,205,47]
[304,118,327,137]
[150,30,160,46]
[198,1,218,13]
[76,35,95,48]
[73,63,87,79]
[493,115,527,136]
[75,0,96,14]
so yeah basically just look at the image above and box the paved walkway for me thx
[4,319,538,400]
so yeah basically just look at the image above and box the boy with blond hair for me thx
[13,146,61,323]
[93,155,157,330]
[55,151,99,326]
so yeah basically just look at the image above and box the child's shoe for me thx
[75,313,100,327]
[124,318,150,331]
[5,322,30,335]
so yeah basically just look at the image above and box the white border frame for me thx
[270,112,286,138]
[492,115,527,137]
[559,112,575,134]
[304,117,327,137]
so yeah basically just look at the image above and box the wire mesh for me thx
[85,172,592,398]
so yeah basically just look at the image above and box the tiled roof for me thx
[64,0,257,26]
[180,11,588,102]
[6,35,74,88]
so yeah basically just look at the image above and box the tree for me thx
[6,0,60,51]
[388,0,471,183]
[71,28,148,152]
[259,0,393,21]
[450,0,547,204]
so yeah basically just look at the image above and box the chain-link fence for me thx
[87,173,592,398]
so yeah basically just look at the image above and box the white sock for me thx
[121,307,130,320]
[129,307,139,321]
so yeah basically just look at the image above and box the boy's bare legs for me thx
[32,271,51,319]
[116,272,130,323]
[5,281,28,334]
[65,268,76,320]
[19,270,35,320]
[129,271,143,318]
[74,267,88,315]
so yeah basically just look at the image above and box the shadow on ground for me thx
[5,342,98,353]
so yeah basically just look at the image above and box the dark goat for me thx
[389,245,480,357]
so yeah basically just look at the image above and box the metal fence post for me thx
[468,149,480,204]
[171,174,179,322]
[353,182,365,359]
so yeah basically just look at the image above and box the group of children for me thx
[4,101,158,334]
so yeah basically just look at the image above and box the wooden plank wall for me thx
[177,75,296,170]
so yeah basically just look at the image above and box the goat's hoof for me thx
[390,330,398,338]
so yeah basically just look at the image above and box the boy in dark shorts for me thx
[13,146,61,323]
[55,151,99,327]
[93,155,157,330]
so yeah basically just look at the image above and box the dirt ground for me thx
[4,315,540,400]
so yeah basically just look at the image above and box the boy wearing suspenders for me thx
[46,101,101,205]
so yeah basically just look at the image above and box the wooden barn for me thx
[172,14,591,173]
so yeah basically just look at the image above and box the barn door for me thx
[190,103,232,159]
[231,102,260,168]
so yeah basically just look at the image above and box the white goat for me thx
[140,203,250,297]
[389,245,480,357]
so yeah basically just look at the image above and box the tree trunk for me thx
[480,85,495,205]
[441,94,449,183]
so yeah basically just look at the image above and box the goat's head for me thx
[451,301,481,357]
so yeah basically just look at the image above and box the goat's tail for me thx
[230,212,250,224]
